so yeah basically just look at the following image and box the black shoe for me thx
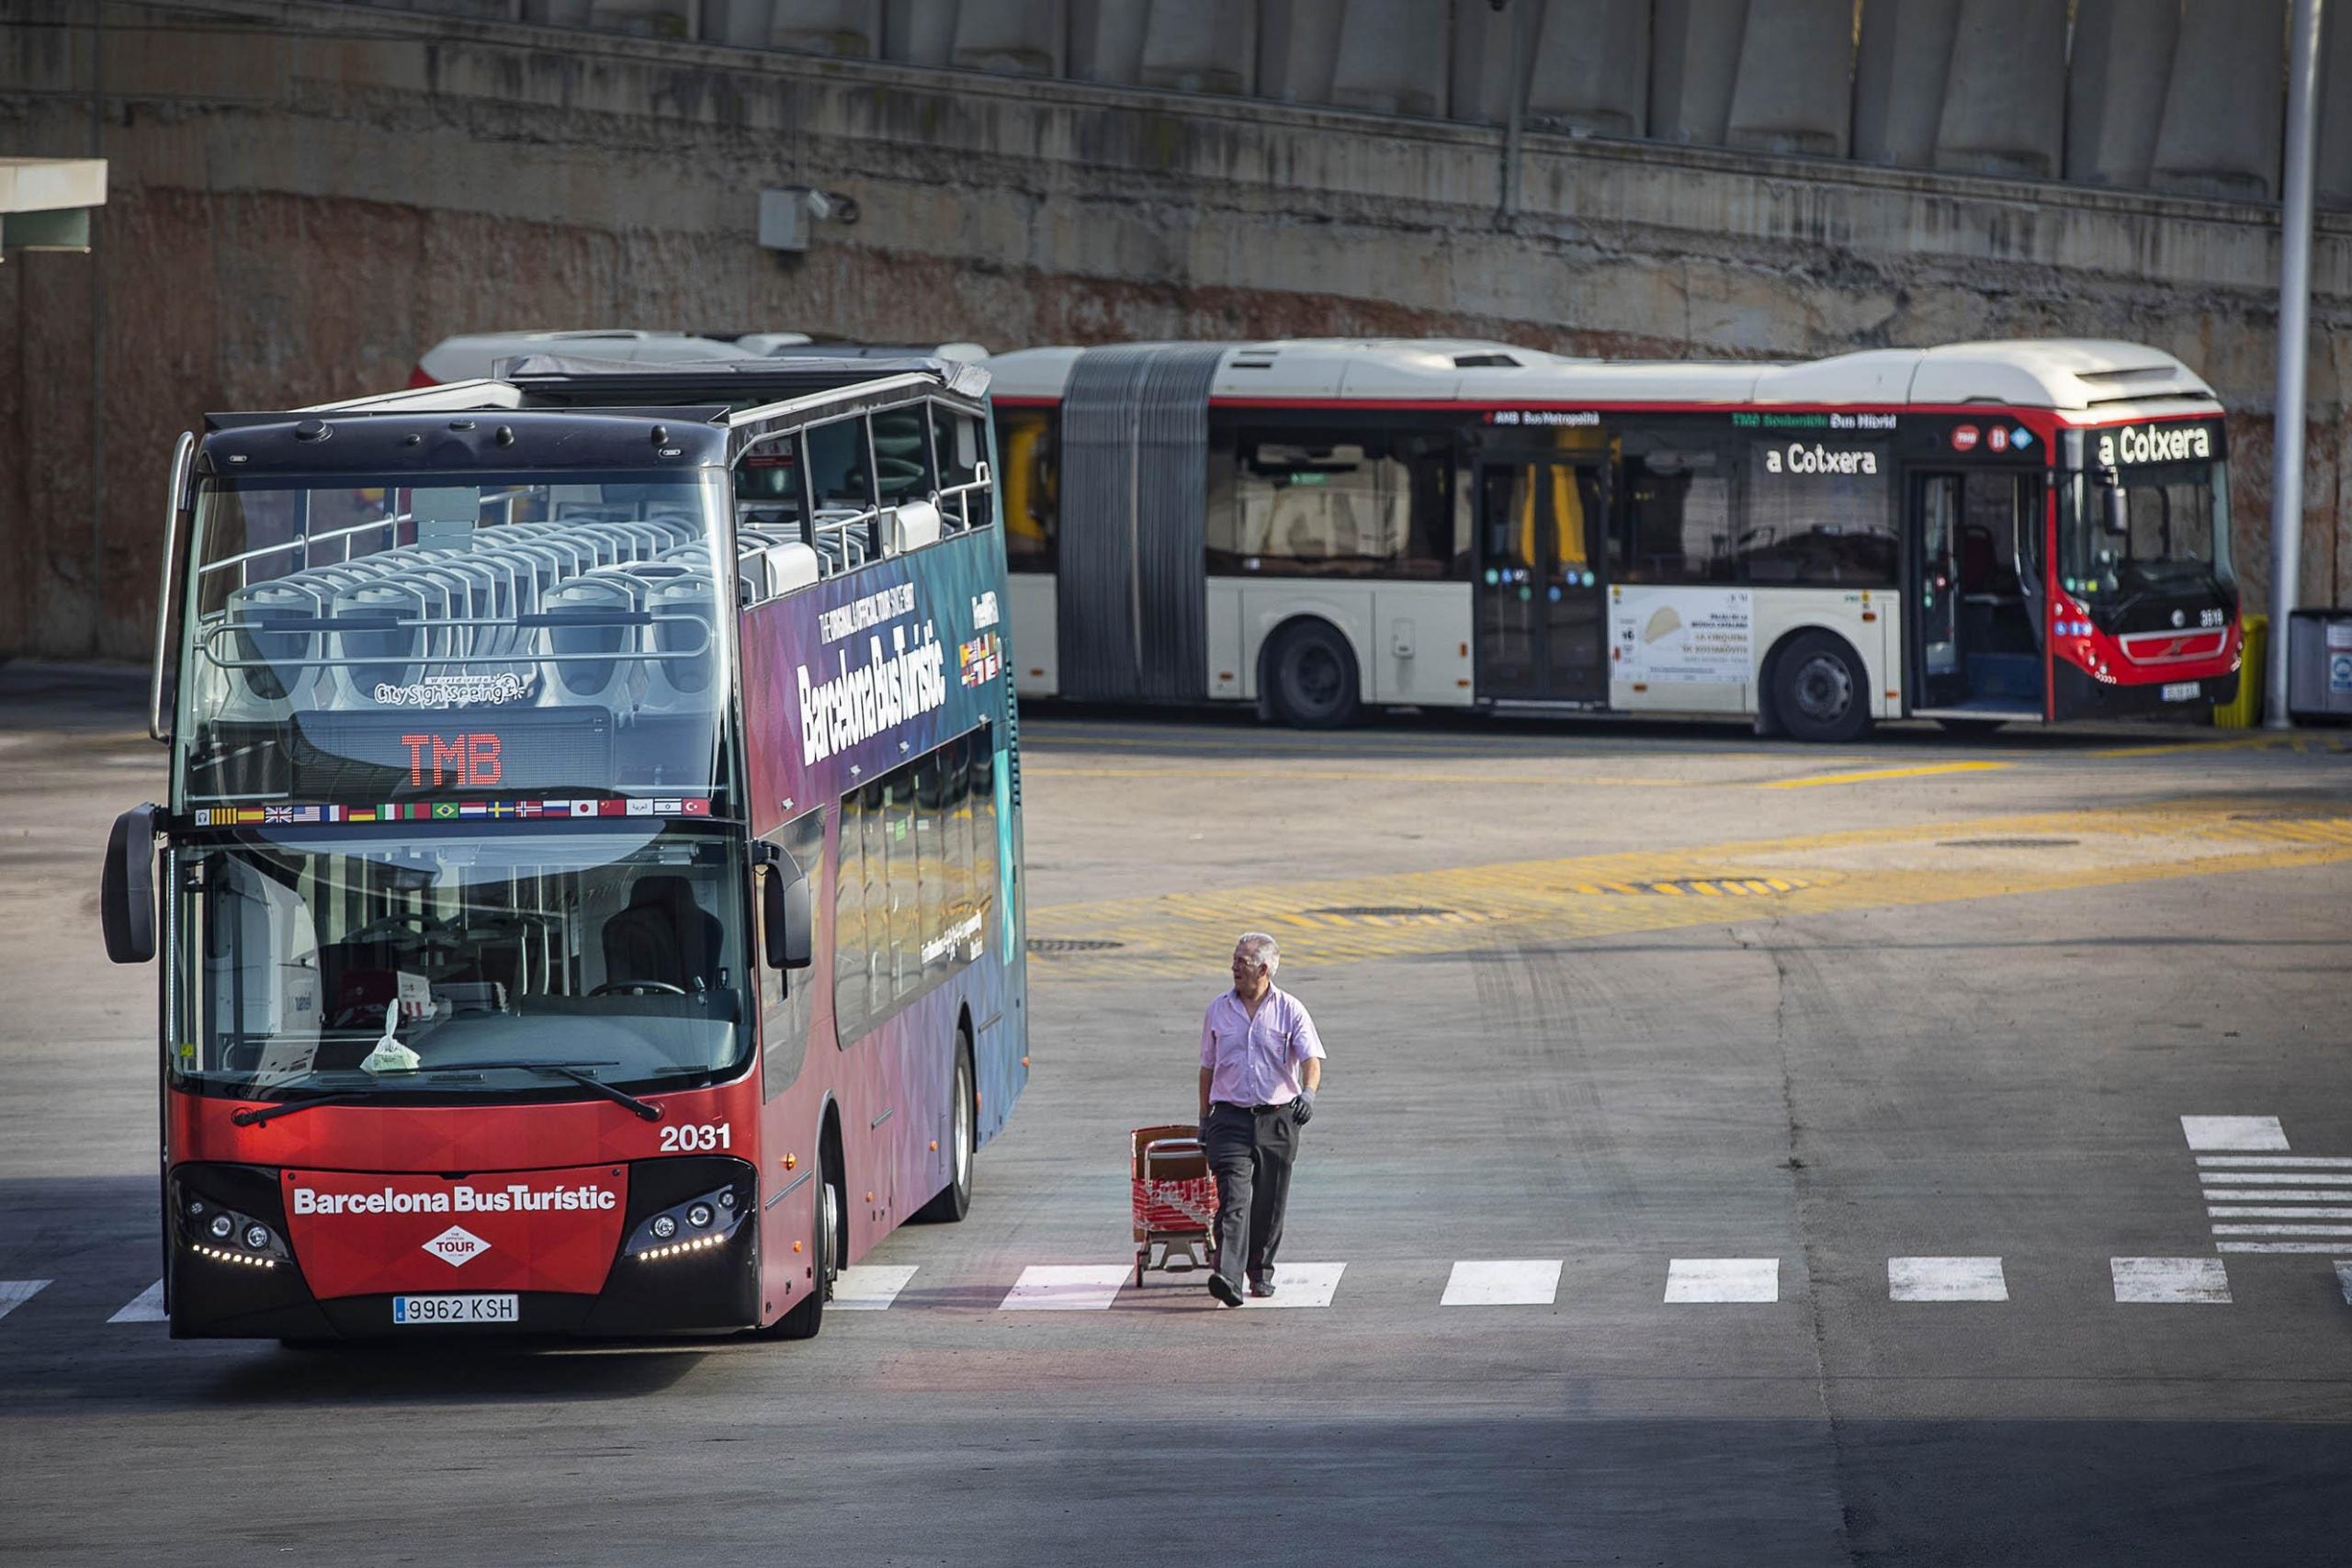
[1247,1277,1275,1298]
[1207,1274,1244,1308]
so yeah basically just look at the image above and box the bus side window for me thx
[872,404,933,509]
[1615,435,1736,584]
[932,406,990,534]
[832,788,868,1046]
[760,807,825,1100]
[806,417,876,574]
[995,408,1055,570]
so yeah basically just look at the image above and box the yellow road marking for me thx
[1761,761,2015,789]
[1027,801,2352,979]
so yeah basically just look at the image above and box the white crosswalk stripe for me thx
[999,1265,1129,1311]
[107,1280,166,1324]
[1664,1258,1779,1303]
[1240,1261,1345,1308]
[2112,1257,2231,1303]
[0,1280,51,1323]
[1441,1259,1562,1306]
[1888,1257,2007,1302]
[831,1265,917,1311]
[2181,1116,2290,1152]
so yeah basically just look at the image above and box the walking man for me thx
[1198,931,1325,1307]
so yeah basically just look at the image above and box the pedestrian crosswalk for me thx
[5,1249,2348,1332]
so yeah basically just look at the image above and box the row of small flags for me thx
[188,798,714,827]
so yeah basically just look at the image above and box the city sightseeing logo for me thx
[372,672,534,710]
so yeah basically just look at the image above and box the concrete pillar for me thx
[1526,0,1649,139]
[2064,0,2177,188]
[1327,0,1449,118]
[706,0,776,49]
[881,0,954,65]
[522,0,596,27]
[1929,0,2064,178]
[1448,0,1516,124]
[1259,0,1346,105]
[2151,0,2285,199]
[954,0,1064,75]
[768,0,880,56]
[2314,3,2352,207]
[1651,0,1746,145]
[586,0,695,37]
[1069,0,1150,85]
[1139,0,1257,95]
[1722,0,1853,157]
[1852,0,1959,167]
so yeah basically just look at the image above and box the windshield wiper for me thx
[232,1092,370,1127]
[518,1064,664,1122]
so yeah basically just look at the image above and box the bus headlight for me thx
[181,1197,291,1268]
[626,1186,744,1261]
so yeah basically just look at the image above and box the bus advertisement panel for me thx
[103,358,1024,1343]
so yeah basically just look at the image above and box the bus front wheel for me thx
[1772,631,1871,744]
[768,1151,838,1340]
[1263,620,1360,729]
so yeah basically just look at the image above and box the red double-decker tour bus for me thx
[101,355,1028,1340]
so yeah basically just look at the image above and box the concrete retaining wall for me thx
[4,0,2350,661]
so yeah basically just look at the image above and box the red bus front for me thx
[2050,415,2242,721]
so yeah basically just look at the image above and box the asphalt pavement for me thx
[4,663,2350,1565]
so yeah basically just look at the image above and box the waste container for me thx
[2214,615,2266,728]
[2287,608,2352,721]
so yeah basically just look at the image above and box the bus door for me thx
[1908,469,2045,715]
[1475,457,1609,703]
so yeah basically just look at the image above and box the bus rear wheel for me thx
[1263,620,1360,729]
[912,1036,975,1224]
[768,1151,838,1340]
[1772,631,1871,744]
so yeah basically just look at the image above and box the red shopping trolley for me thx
[1130,1123,1219,1287]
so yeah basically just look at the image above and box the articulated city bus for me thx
[989,339,2240,739]
[101,355,1027,1340]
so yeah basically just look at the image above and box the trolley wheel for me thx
[765,1148,839,1340]
[1772,630,1872,743]
[1263,619,1360,729]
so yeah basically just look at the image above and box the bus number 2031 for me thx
[661,1122,733,1153]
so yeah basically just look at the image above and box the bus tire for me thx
[1263,619,1360,729]
[768,1146,839,1340]
[1771,631,1871,744]
[911,1032,976,1224]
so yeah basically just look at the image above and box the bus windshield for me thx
[2062,459,2233,603]
[169,825,752,1100]
[177,470,734,810]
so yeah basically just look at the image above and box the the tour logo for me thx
[374,673,533,710]
[797,622,950,764]
[424,1225,490,1268]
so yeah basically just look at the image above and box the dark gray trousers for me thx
[1204,1101,1299,1290]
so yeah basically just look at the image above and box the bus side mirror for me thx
[762,863,812,971]
[2097,472,2128,536]
[102,804,161,964]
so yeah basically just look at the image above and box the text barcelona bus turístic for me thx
[100,355,1027,1340]
[987,338,2239,739]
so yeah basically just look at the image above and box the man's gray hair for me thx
[1234,931,1280,973]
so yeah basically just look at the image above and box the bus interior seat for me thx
[601,874,722,992]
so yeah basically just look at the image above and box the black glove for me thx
[1291,1089,1316,1127]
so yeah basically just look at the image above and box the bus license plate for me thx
[2161,682,2200,703]
[392,1293,518,1326]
